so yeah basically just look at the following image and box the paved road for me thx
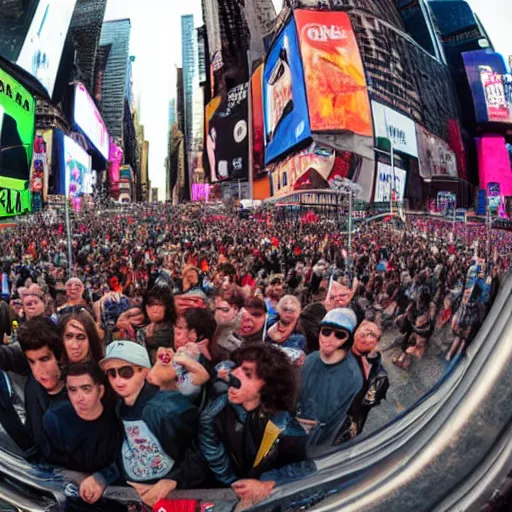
[363,324,454,435]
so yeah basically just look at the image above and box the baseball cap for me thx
[320,308,357,334]
[99,341,151,369]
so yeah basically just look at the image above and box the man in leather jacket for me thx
[336,319,389,442]
[199,343,314,507]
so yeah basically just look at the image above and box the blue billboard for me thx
[462,50,512,124]
[263,17,311,165]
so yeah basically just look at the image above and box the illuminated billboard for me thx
[0,65,35,217]
[375,162,407,202]
[476,135,512,197]
[462,50,512,124]
[294,10,372,137]
[30,129,53,208]
[63,135,91,202]
[251,64,265,177]
[15,1,77,96]
[74,83,110,160]
[416,125,457,179]
[372,101,418,158]
[206,83,249,182]
[263,17,311,165]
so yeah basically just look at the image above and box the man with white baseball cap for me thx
[79,341,200,508]
[297,308,364,458]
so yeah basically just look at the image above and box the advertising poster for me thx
[294,10,372,136]
[251,65,265,177]
[16,0,77,97]
[0,65,35,217]
[476,135,512,197]
[263,18,311,165]
[0,66,36,180]
[375,162,407,202]
[30,129,53,210]
[74,83,110,160]
[416,125,457,179]
[271,144,336,196]
[63,135,91,205]
[372,101,418,158]
[462,50,512,124]
[447,119,468,180]
[206,83,249,182]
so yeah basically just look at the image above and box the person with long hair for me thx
[59,310,104,364]
[198,343,310,507]
[137,285,176,364]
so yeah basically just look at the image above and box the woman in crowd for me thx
[137,284,176,364]
[59,310,104,365]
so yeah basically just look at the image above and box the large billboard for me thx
[375,162,407,202]
[270,143,371,198]
[294,10,372,136]
[17,0,77,96]
[206,83,249,182]
[251,64,265,177]
[462,50,512,125]
[263,17,311,165]
[30,129,53,210]
[63,135,91,203]
[416,125,457,179]
[0,65,35,217]
[372,101,418,158]
[476,135,512,197]
[73,83,110,160]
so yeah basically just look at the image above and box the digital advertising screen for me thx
[416,125,457,179]
[74,83,110,160]
[263,17,311,165]
[375,162,407,202]
[0,64,35,217]
[251,64,265,177]
[30,129,53,201]
[462,50,512,124]
[16,0,77,97]
[476,135,512,197]
[206,83,249,182]
[63,135,91,200]
[372,101,418,158]
[0,65,36,181]
[294,10,372,136]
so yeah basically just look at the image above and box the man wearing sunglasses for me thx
[81,341,200,507]
[297,308,363,457]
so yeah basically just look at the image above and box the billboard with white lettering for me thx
[372,101,418,158]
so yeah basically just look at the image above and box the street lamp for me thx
[330,177,362,266]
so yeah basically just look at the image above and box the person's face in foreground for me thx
[228,361,264,411]
[319,326,350,358]
[25,347,62,394]
[353,320,381,356]
[103,359,147,402]
[67,374,105,421]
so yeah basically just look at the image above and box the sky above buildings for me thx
[103,0,509,200]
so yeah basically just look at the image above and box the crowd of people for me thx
[0,202,509,510]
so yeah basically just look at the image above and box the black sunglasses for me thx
[321,327,349,340]
[105,366,137,380]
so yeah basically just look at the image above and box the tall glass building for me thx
[181,14,196,151]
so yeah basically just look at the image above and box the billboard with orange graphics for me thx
[294,10,373,137]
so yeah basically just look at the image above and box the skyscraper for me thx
[168,98,176,128]
[181,14,195,151]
